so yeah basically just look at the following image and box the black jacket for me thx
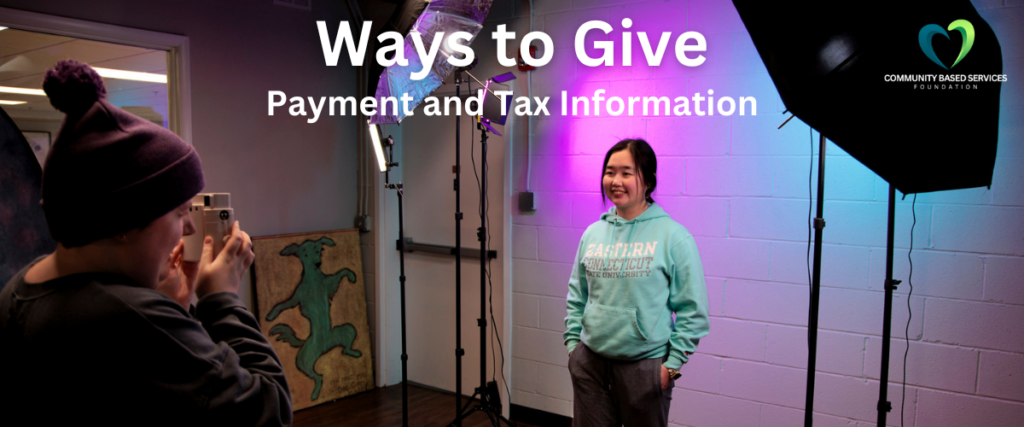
[0,258,292,426]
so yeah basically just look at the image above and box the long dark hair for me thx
[601,138,657,205]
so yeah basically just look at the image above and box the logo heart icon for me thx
[918,19,975,69]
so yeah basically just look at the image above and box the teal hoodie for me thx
[564,203,709,370]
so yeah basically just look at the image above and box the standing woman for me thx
[564,139,709,426]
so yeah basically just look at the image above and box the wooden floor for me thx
[293,384,541,427]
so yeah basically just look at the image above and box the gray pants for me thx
[568,343,674,427]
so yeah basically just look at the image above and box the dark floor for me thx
[293,384,540,427]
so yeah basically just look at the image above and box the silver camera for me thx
[182,193,234,262]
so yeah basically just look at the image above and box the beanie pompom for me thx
[42,60,107,117]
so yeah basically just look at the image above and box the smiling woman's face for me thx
[603,149,647,215]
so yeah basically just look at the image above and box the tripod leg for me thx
[447,391,483,427]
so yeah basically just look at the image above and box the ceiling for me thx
[0,27,168,124]
[0,1,418,126]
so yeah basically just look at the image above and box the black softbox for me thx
[0,107,56,287]
[733,0,1004,194]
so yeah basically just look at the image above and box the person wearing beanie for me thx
[0,61,292,426]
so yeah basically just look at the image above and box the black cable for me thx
[484,144,496,381]
[807,127,814,296]
[467,81,491,382]
[901,194,917,427]
[484,152,513,419]
[470,97,514,425]
[486,194,514,424]
[483,125,513,423]
[480,133,496,383]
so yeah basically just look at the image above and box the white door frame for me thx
[0,6,192,144]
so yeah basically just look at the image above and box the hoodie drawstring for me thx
[620,220,638,279]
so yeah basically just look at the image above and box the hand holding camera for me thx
[194,220,255,298]
[183,193,234,262]
[172,193,254,298]
[156,241,198,309]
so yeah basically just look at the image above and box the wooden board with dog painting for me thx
[252,229,373,410]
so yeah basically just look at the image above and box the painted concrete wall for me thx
[506,1,1024,426]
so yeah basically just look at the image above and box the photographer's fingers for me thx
[180,258,199,286]
[244,247,256,267]
[235,225,252,258]
[238,230,255,269]
[218,221,244,263]
[170,240,184,261]
[200,235,215,267]
[165,240,181,268]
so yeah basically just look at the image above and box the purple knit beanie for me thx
[40,60,204,247]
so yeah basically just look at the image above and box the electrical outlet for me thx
[355,215,371,232]
[518,191,536,212]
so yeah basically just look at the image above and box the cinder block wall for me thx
[507,1,1024,426]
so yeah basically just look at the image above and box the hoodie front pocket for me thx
[581,303,648,359]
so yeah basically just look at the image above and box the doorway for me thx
[0,26,173,166]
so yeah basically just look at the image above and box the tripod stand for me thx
[801,131,904,427]
[447,93,514,427]
[875,184,901,427]
[373,129,410,427]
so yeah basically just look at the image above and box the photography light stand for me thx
[453,67,466,427]
[803,131,826,427]
[876,184,901,427]
[732,1,1002,423]
[369,123,409,427]
[796,130,904,427]
[447,72,516,427]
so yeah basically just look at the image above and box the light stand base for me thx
[448,382,514,427]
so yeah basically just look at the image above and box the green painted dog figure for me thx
[265,237,360,401]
